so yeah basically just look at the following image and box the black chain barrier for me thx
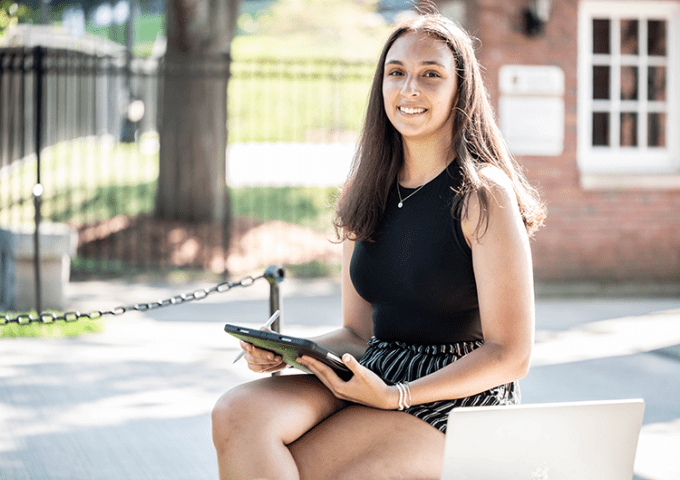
[1,266,285,326]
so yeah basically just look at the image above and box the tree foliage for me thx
[0,0,29,37]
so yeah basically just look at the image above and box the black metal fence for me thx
[0,46,374,287]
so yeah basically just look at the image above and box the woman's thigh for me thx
[289,405,446,480]
[212,373,346,446]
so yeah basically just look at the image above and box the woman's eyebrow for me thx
[385,59,446,67]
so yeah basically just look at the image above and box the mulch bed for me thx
[75,213,342,276]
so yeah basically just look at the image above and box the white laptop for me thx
[441,399,645,480]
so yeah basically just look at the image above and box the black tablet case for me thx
[224,324,353,380]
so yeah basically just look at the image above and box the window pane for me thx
[620,19,639,55]
[620,66,638,100]
[648,20,667,56]
[593,66,610,99]
[593,112,610,146]
[648,113,666,147]
[620,112,638,147]
[593,19,611,54]
[648,66,666,101]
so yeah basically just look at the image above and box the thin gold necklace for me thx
[396,180,426,208]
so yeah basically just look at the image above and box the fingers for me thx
[299,354,393,409]
[240,341,284,373]
[240,341,281,362]
[298,355,352,397]
[341,353,361,373]
[300,356,342,397]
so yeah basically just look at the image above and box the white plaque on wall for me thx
[499,65,565,156]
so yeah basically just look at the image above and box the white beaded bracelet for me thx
[396,382,405,410]
[395,382,412,411]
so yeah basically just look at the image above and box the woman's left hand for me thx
[298,354,398,410]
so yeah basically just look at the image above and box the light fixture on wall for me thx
[522,0,553,36]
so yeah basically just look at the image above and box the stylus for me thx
[232,310,281,364]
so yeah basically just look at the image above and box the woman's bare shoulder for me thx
[461,165,518,241]
[479,165,515,195]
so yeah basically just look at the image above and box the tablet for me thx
[224,324,353,381]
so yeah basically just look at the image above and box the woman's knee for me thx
[212,380,274,440]
[212,375,343,448]
[212,387,252,451]
[212,387,245,430]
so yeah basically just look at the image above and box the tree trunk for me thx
[156,0,239,222]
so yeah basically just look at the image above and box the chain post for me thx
[263,265,285,334]
[264,265,285,377]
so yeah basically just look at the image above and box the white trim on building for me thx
[578,1,680,189]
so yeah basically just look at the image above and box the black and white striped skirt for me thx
[358,337,520,433]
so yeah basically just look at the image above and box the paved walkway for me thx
[1,277,679,480]
[227,142,355,187]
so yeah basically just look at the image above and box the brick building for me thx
[433,0,680,287]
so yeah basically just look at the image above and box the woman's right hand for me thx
[240,341,287,373]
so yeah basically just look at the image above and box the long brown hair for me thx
[335,13,546,241]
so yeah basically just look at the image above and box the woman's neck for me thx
[400,137,452,188]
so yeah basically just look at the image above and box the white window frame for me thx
[578,1,680,190]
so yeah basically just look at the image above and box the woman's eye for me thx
[424,71,441,78]
[388,70,404,76]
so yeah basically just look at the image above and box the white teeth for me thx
[399,106,426,114]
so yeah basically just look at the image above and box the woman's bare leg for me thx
[212,374,345,480]
[289,405,446,480]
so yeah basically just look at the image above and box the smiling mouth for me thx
[399,106,427,115]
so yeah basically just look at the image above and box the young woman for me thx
[212,12,546,480]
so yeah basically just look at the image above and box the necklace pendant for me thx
[398,202,404,208]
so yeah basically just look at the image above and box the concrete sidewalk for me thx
[0,277,679,480]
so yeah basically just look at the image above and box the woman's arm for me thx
[300,169,535,409]
[241,238,374,373]
[311,239,374,359]
[404,167,535,403]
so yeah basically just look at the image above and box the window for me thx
[578,1,680,188]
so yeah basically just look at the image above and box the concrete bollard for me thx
[11,223,77,312]
[0,229,15,311]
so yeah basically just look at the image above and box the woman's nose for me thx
[401,75,420,97]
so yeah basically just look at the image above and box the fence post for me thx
[33,46,45,314]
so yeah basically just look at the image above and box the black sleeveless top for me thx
[350,164,482,345]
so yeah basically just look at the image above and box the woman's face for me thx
[382,31,458,145]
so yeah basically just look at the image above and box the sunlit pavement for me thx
[0,278,678,480]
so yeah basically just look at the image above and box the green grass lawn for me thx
[0,134,160,227]
[0,135,340,231]
[1,313,105,338]
[228,60,372,143]
[231,185,339,231]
